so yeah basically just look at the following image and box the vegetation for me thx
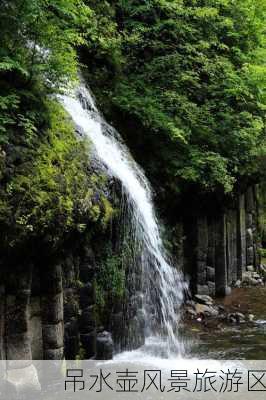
[0,0,265,291]
[84,0,266,201]
[0,0,114,254]
[0,101,113,250]
[95,253,125,316]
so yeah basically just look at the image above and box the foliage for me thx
[0,0,117,254]
[0,0,91,87]
[0,0,93,143]
[84,0,266,199]
[0,100,114,250]
[95,252,125,313]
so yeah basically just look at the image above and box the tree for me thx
[84,0,266,201]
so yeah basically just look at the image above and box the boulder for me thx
[224,286,232,296]
[185,307,197,318]
[247,265,254,272]
[242,272,260,286]
[194,294,213,305]
[259,264,266,279]
[247,314,255,322]
[195,303,218,317]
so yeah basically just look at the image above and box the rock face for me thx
[0,245,115,362]
[181,186,261,296]
[0,185,262,361]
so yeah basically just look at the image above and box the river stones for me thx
[242,271,264,286]
[195,303,219,317]
[228,312,245,324]
[247,265,255,272]
[194,294,213,305]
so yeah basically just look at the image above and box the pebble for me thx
[234,280,241,288]
[247,314,255,322]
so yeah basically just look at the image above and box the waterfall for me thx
[59,83,187,358]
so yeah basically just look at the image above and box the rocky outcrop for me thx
[181,186,261,296]
[0,245,114,361]
[0,185,262,361]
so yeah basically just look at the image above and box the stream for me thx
[186,287,266,359]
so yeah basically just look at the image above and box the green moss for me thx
[0,99,114,252]
[100,196,115,229]
[94,253,125,320]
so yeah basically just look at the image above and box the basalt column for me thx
[5,264,33,360]
[183,186,260,296]
[40,264,64,360]
[237,194,247,278]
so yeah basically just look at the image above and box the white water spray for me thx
[60,84,187,358]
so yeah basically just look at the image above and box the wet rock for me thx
[195,303,218,317]
[259,264,266,278]
[224,286,232,296]
[185,307,197,318]
[234,280,241,288]
[136,309,146,331]
[247,265,254,272]
[242,272,258,286]
[194,294,213,305]
[185,300,196,308]
[96,331,113,360]
[247,314,255,322]
[228,312,245,324]
[228,314,237,324]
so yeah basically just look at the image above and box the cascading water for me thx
[59,83,187,358]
